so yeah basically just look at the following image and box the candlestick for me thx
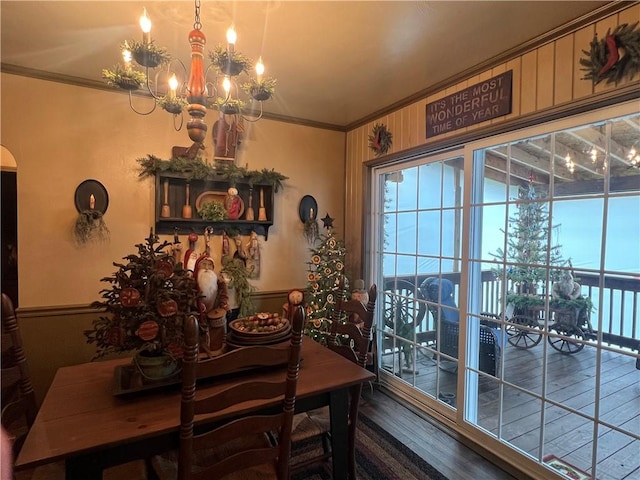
[226,25,236,54]
[140,8,151,45]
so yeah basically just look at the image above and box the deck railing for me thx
[383,271,640,352]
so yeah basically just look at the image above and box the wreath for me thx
[368,123,393,156]
[580,22,640,85]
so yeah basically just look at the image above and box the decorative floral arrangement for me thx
[126,40,171,68]
[84,231,199,359]
[101,65,146,91]
[74,210,110,245]
[241,77,277,101]
[211,97,246,115]
[505,294,593,314]
[209,45,253,75]
[303,215,320,245]
[368,123,393,156]
[158,95,188,115]
[580,22,640,85]
[197,200,227,222]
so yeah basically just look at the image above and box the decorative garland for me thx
[221,255,257,318]
[580,22,640,85]
[505,294,593,314]
[368,123,393,156]
[136,155,289,192]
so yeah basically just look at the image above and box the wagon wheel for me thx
[383,280,426,368]
[506,315,543,349]
[548,324,585,354]
[383,279,426,331]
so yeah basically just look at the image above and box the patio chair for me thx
[150,290,306,480]
[419,278,502,377]
[290,278,377,480]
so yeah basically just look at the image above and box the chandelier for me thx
[102,0,276,150]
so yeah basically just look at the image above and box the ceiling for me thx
[1,1,613,129]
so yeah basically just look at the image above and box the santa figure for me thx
[194,254,229,356]
[183,232,199,275]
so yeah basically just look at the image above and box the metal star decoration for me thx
[322,213,334,229]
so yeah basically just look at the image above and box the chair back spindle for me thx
[176,290,306,480]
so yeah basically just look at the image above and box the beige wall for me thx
[344,3,640,278]
[1,74,345,401]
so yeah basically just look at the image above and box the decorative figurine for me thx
[233,235,248,267]
[225,186,242,220]
[194,231,229,357]
[246,231,260,279]
[183,232,199,275]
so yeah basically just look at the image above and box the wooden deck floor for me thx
[379,340,640,480]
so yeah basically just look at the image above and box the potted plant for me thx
[84,230,199,379]
[197,200,227,222]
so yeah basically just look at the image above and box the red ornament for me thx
[119,287,141,307]
[154,259,174,279]
[157,299,178,317]
[136,320,159,341]
[598,34,619,77]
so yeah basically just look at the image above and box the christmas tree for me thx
[491,180,565,293]
[304,224,350,344]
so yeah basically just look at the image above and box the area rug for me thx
[543,455,591,480]
[291,412,448,480]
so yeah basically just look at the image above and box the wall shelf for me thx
[155,172,274,240]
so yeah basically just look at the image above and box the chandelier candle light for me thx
[102,0,277,149]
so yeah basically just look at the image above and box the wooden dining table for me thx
[15,339,374,480]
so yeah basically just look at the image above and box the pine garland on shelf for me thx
[136,155,288,190]
[580,22,640,85]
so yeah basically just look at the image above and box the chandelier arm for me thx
[143,67,163,101]
[128,90,158,116]
[240,101,264,123]
[172,59,189,95]
[173,112,184,132]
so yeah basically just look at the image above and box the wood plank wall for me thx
[344,3,640,281]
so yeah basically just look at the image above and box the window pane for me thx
[396,212,417,254]
[555,122,606,196]
[605,196,640,273]
[397,166,418,211]
[553,197,603,271]
[418,162,443,209]
[417,210,441,256]
[443,157,463,208]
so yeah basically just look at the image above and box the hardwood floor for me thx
[378,335,640,480]
[359,388,521,480]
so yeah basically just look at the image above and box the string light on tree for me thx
[304,220,349,344]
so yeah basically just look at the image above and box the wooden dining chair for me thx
[150,289,306,480]
[1,292,38,458]
[290,278,377,480]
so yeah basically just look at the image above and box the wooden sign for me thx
[426,70,512,138]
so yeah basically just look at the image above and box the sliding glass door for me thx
[370,102,640,479]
